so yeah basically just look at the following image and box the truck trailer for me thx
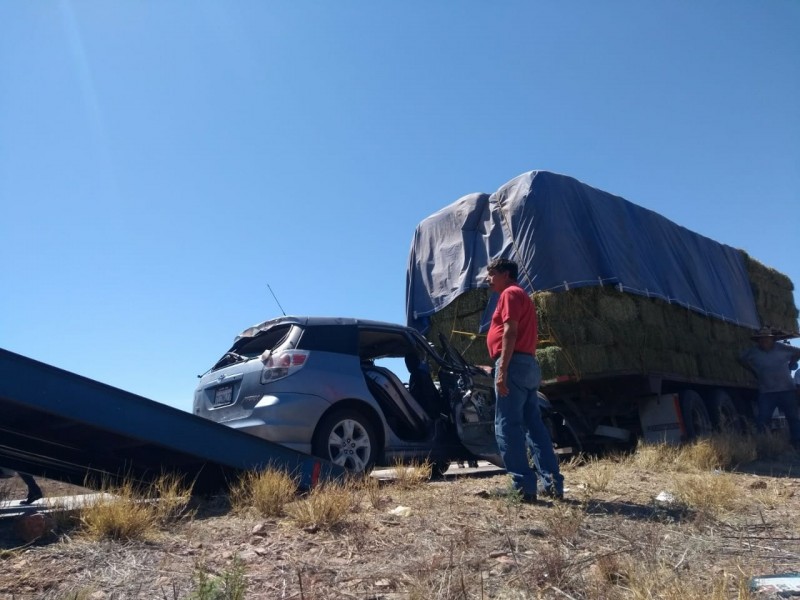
[406,170,799,450]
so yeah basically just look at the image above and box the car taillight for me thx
[261,350,310,383]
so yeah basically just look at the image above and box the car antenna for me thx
[267,283,287,316]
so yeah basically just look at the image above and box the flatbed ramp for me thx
[0,349,344,493]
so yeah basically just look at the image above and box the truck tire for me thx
[542,412,583,459]
[707,389,741,432]
[680,390,712,440]
[312,409,377,473]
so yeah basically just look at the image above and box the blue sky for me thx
[2,2,798,411]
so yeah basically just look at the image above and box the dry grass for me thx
[3,444,799,598]
[580,455,614,493]
[706,431,759,467]
[755,429,795,460]
[285,479,356,531]
[594,558,754,600]
[360,472,384,509]
[629,431,784,474]
[152,471,195,521]
[390,458,433,489]
[676,472,741,516]
[542,502,585,543]
[0,479,12,503]
[79,473,193,541]
[628,441,683,470]
[228,466,298,517]
[79,481,158,541]
[750,480,796,512]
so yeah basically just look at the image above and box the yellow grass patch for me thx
[676,472,741,516]
[79,473,193,541]
[228,467,298,518]
[286,480,356,531]
[390,458,433,489]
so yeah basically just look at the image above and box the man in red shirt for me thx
[486,258,563,502]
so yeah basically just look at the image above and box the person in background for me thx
[485,257,563,502]
[739,327,800,450]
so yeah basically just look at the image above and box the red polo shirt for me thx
[486,284,538,360]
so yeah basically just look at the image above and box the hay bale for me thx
[742,251,799,334]
[573,344,608,374]
[636,296,666,327]
[688,312,713,338]
[608,343,642,372]
[710,320,738,343]
[547,319,587,346]
[640,347,669,372]
[642,324,678,352]
[585,320,615,346]
[533,291,558,318]
[426,288,490,364]
[536,346,573,380]
[597,293,638,322]
[427,255,797,386]
[674,353,700,378]
[535,288,598,319]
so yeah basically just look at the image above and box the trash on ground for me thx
[750,572,800,596]
[654,491,676,504]
[388,505,412,517]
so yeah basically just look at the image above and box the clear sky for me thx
[2,2,798,411]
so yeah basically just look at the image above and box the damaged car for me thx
[194,316,575,473]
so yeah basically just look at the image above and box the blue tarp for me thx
[406,170,760,333]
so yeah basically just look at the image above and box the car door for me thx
[433,334,502,467]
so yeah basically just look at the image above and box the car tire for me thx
[312,409,377,473]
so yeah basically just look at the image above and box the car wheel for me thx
[313,409,377,473]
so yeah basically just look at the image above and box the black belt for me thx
[492,351,535,361]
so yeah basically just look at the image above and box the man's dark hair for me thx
[487,258,518,281]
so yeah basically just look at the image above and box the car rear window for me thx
[236,324,293,357]
[209,324,294,371]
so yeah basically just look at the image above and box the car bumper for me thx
[206,392,330,454]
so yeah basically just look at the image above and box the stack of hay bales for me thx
[426,288,491,367]
[742,252,799,334]
[428,253,798,385]
[532,287,756,384]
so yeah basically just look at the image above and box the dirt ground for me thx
[1,452,799,600]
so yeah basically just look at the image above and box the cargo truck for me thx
[406,170,799,451]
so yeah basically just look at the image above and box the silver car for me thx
[193,316,503,473]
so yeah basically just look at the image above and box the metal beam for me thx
[0,349,344,493]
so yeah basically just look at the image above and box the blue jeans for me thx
[494,354,563,496]
[756,390,800,443]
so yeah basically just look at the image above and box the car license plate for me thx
[213,385,233,407]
